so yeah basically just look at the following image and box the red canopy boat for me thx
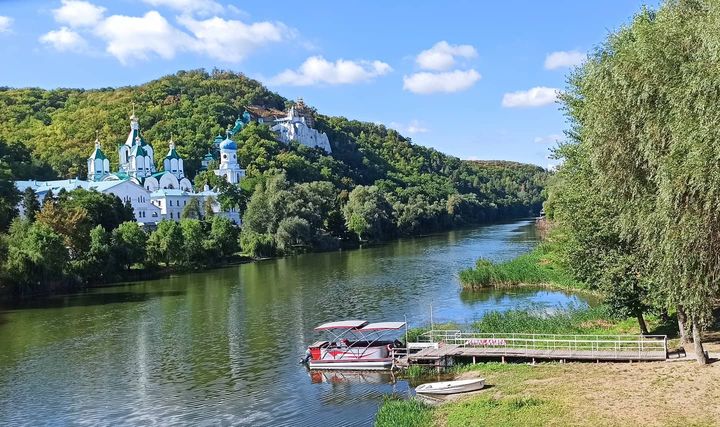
[304,320,406,370]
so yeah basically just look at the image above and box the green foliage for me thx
[0,69,548,294]
[343,185,394,242]
[374,398,433,427]
[147,220,184,266]
[3,220,68,292]
[72,225,115,282]
[544,0,720,357]
[204,216,238,259]
[0,168,19,231]
[275,216,312,254]
[111,222,147,270]
[21,187,40,222]
[239,229,276,258]
[471,305,619,335]
[181,197,202,219]
[459,243,583,291]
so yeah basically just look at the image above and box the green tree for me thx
[181,197,202,219]
[0,169,19,231]
[112,222,147,270]
[275,216,312,254]
[146,220,184,266]
[203,196,216,218]
[72,225,115,282]
[553,0,720,363]
[180,219,205,266]
[204,216,237,259]
[21,187,40,222]
[343,185,394,242]
[4,221,68,293]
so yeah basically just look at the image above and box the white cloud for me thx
[270,56,392,86]
[544,50,585,70]
[534,134,563,144]
[52,0,106,28]
[390,119,429,135]
[142,0,223,15]
[502,86,558,108]
[40,27,87,52]
[0,16,13,33]
[94,11,195,64]
[416,41,477,71]
[403,69,481,94]
[41,4,293,65]
[178,15,292,62]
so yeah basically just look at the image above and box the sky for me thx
[0,0,662,168]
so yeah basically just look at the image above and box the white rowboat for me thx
[415,378,485,395]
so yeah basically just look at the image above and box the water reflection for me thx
[0,219,587,426]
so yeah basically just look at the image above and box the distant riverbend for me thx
[0,219,592,426]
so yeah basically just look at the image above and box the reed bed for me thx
[459,243,583,291]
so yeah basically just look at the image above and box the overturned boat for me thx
[304,320,405,370]
[415,378,486,395]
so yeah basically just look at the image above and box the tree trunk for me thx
[691,316,708,365]
[636,312,649,335]
[677,305,689,346]
[660,308,669,323]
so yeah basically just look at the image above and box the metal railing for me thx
[413,330,667,359]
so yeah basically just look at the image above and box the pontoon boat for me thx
[304,320,405,370]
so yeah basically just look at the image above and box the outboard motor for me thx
[300,349,312,364]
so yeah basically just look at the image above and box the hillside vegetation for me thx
[0,70,547,295]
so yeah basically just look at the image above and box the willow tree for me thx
[559,0,720,364]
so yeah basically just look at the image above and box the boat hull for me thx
[308,359,394,371]
[415,379,486,395]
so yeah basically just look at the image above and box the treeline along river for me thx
[0,219,590,426]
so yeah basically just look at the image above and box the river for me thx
[0,219,589,426]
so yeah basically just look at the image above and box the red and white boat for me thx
[304,320,406,370]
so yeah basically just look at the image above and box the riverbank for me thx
[377,360,720,426]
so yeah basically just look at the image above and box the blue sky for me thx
[0,0,660,167]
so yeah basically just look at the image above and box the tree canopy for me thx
[547,0,720,364]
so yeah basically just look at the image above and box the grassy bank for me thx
[459,242,586,292]
[376,361,720,426]
[374,398,433,427]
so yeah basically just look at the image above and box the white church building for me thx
[16,112,245,225]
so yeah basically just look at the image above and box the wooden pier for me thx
[394,331,667,368]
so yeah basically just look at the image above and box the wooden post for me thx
[501,356,506,364]
[473,356,476,364]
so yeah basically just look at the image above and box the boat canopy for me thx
[314,320,368,330]
[359,322,406,331]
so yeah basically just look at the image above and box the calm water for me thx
[0,220,589,426]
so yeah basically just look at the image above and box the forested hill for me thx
[0,69,546,239]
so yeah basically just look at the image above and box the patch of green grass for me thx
[448,361,535,375]
[471,304,635,335]
[437,395,564,427]
[459,243,586,291]
[374,397,433,427]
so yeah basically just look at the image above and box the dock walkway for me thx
[396,331,667,367]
